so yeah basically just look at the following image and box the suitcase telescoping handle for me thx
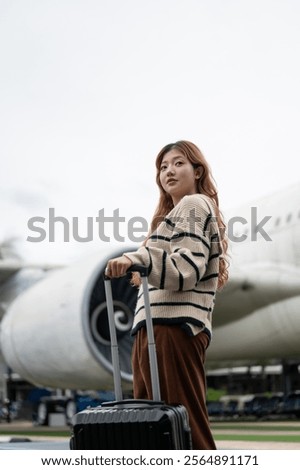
[103,264,161,403]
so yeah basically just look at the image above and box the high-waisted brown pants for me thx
[132,324,216,450]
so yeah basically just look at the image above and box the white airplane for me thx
[0,182,300,393]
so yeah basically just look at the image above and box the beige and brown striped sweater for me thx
[124,194,220,338]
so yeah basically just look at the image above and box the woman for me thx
[105,140,228,449]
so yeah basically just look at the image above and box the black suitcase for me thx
[70,265,192,450]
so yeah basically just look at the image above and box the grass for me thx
[211,421,300,443]
[0,429,70,438]
[211,424,300,432]
[1,421,300,443]
[1,430,299,444]
[213,434,300,443]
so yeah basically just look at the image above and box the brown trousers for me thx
[132,324,216,450]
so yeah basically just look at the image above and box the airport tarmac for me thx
[1,420,300,450]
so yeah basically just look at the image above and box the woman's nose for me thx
[166,167,175,176]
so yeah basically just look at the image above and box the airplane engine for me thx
[0,246,138,390]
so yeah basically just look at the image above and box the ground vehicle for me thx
[278,391,300,418]
[36,391,115,426]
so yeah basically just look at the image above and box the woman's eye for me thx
[176,161,183,166]
[160,165,167,171]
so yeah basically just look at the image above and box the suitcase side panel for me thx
[71,404,191,450]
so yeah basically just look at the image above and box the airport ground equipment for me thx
[70,265,192,450]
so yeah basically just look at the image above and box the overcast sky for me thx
[1,0,300,264]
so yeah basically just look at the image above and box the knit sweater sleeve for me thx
[123,194,216,291]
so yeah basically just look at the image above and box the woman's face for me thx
[159,148,200,205]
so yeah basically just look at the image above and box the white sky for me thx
[1,0,300,264]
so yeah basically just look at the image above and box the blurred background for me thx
[1,0,300,427]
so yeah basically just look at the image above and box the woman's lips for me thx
[167,178,178,184]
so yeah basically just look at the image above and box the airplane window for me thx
[286,213,292,223]
[275,217,281,226]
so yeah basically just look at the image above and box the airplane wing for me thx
[0,259,63,284]
[0,259,23,283]
[213,262,300,327]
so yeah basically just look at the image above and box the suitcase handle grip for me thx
[127,264,148,277]
[103,264,148,280]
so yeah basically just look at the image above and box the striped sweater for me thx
[123,194,220,337]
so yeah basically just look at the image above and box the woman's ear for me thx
[194,166,203,180]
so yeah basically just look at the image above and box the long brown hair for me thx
[135,140,229,289]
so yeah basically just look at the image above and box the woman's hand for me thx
[105,255,133,278]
